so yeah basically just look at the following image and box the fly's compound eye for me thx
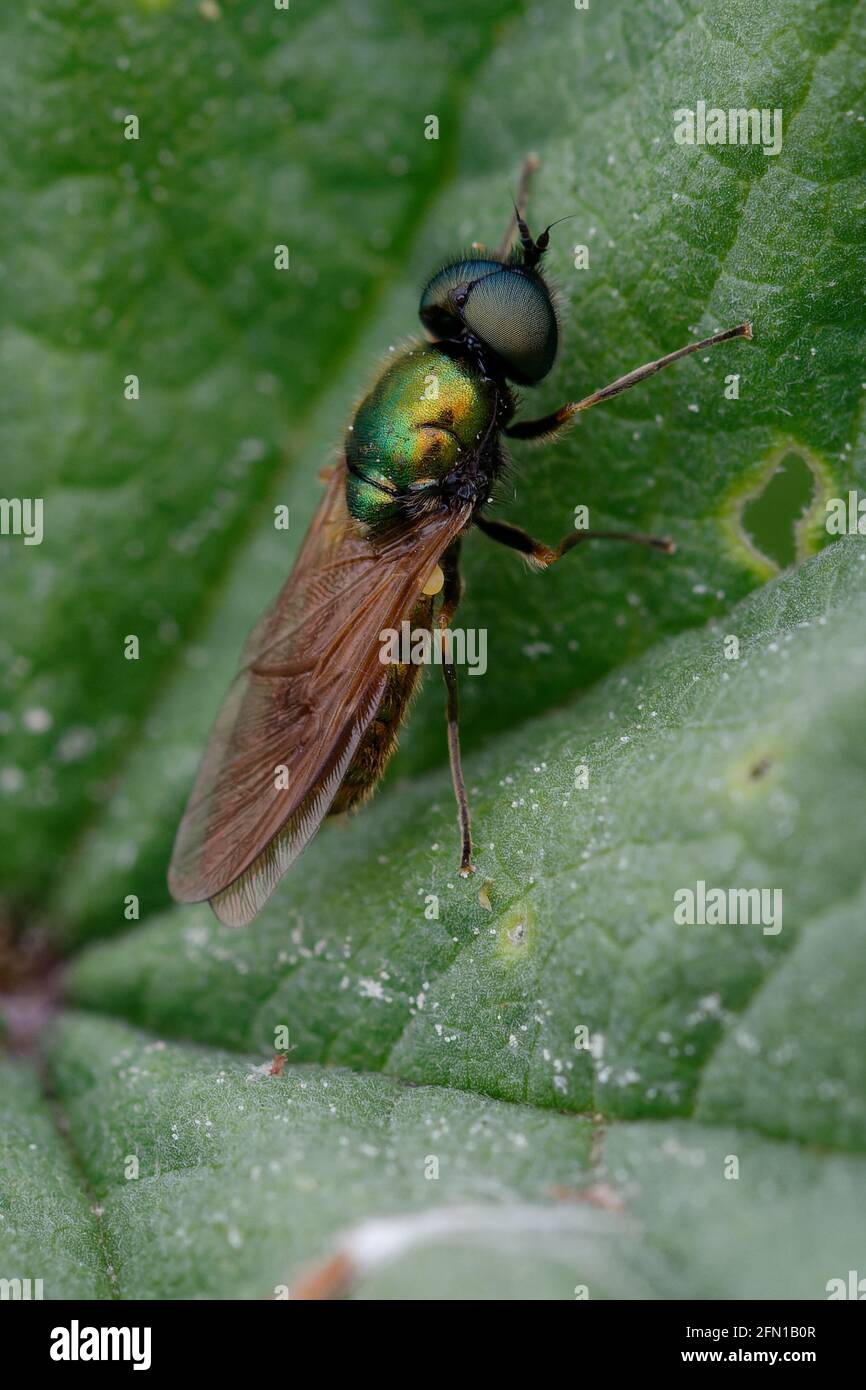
[419,257,557,385]
[460,268,557,385]
[420,257,502,341]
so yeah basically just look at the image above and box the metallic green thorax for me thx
[345,344,498,527]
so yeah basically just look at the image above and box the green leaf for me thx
[47,541,866,1295]
[9,1008,866,1299]
[7,543,866,1302]
[69,538,866,1135]
[2,0,865,1302]
[0,1059,113,1299]
[4,0,864,932]
[40,1012,605,1300]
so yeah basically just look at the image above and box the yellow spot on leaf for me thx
[498,899,533,957]
[727,741,783,800]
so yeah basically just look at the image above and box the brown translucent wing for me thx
[168,462,470,927]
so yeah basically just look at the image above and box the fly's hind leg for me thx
[470,154,539,256]
[496,153,540,259]
[476,514,675,564]
[438,540,474,877]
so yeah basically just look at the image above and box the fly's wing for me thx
[168,463,470,926]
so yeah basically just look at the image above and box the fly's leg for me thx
[438,540,474,876]
[505,323,752,441]
[476,514,675,565]
[496,153,540,259]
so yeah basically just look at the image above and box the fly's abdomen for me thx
[345,344,496,527]
[328,596,433,815]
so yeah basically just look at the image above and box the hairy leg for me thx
[505,323,752,442]
[476,514,674,566]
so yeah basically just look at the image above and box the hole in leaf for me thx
[740,451,816,570]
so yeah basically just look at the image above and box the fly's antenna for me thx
[534,213,581,256]
[517,211,580,267]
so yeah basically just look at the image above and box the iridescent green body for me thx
[345,344,499,527]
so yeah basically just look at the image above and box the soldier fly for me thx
[169,159,751,926]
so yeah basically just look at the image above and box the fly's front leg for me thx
[438,540,474,877]
[505,322,752,442]
[476,514,675,566]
